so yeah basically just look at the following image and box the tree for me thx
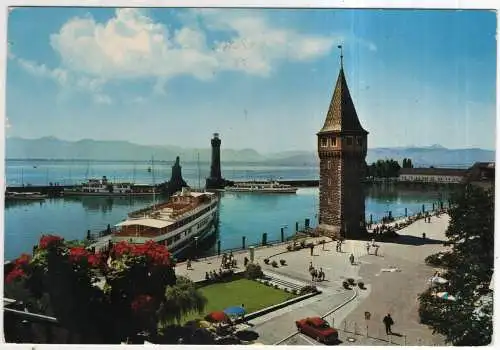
[158,276,207,326]
[419,184,493,345]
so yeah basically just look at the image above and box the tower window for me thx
[328,178,331,186]
[321,138,327,147]
[333,137,337,146]
[357,137,362,146]
[346,137,353,145]
[327,160,331,169]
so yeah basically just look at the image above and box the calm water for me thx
[4,185,449,261]
[5,159,319,186]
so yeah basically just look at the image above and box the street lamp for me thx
[194,236,199,258]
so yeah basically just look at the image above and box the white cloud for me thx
[15,57,111,103]
[16,8,376,102]
[49,8,337,83]
[94,94,113,105]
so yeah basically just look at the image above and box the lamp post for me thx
[194,236,199,258]
[281,225,288,242]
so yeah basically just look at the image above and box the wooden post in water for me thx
[295,222,299,232]
[242,236,246,250]
[422,204,425,213]
[405,207,408,217]
[262,233,267,246]
[280,227,285,242]
[217,240,221,256]
[305,218,310,228]
[432,203,435,211]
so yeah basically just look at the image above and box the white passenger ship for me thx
[64,176,155,197]
[90,187,219,256]
[225,180,298,194]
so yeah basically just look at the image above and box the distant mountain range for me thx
[5,137,495,168]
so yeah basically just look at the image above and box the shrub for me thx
[244,263,264,280]
[284,288,288,293]
[294,245,301,251]
[357,281,365,289]
[347,278,355,285]
[342,281,351,290]
[274,284,279,289]
[291,289,297,295]
[299,285,318,295]
[271,260,279,268]
[286,245,293,251]
[264,258,270,265]
[425,252,449,267]
[280,259,286,266]
[300,240,306,248]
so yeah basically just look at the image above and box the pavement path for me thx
[173,213,451,346]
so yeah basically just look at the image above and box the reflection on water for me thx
[4,186,451,261]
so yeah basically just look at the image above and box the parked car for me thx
[295,317,338,344]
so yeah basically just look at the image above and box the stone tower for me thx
[206,133,226,189]
[317,48,369,238]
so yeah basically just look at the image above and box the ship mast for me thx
[197,152,201,191]
[152,156,156,210]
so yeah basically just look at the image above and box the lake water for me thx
[4,185,449,261]
[5,159,319,186]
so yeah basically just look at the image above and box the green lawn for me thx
[181,278,294,324]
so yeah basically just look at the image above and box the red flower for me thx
[6,267,26,283]
[111,240,170,266]
[131,294,155,313]
[15,253,31,266]
[39,235,63,249]
[68,246,89,263]
[87,254,101,268]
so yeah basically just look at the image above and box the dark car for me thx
[295,317,338,344]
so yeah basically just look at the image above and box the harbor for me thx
[4,185,450,262]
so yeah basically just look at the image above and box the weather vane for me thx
[337,45,343,67]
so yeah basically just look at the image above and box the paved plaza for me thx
[175,213,450,345]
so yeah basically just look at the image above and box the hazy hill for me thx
[5,137,495,167]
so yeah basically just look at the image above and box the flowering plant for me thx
[5,235,176,343]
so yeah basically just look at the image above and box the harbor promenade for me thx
[174,213,451,346]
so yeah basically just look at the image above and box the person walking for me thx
[349,253,354,265]
[310,245,314,256]
[366,241,370,255]
[186,259,192,270]
[383,314,394,335]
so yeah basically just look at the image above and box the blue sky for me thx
[5,8,497,153]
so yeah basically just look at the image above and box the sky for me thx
[5,7,497,153]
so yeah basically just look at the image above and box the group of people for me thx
[205,268,232,282]
[424,216,432,223]
[372,224,394,235]
[221,252,237,269]
[308,262,326,281]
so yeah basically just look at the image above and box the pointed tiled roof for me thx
[319,66,367,134]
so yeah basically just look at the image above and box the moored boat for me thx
[89,187,219,256]
[5,191,48,201]
[63,176,156,197]
[225,180,298,194]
